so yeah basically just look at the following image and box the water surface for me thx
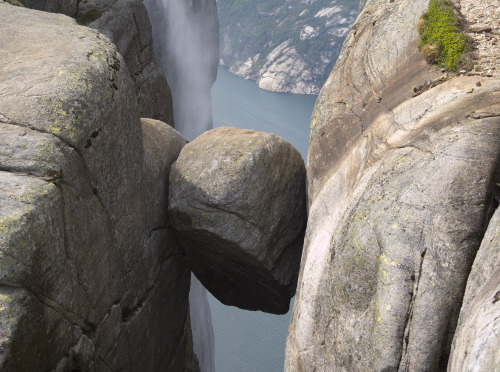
[212,66,316,159]
[209,66,316,372]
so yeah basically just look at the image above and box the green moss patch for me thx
[75,8,102,26]
[418,0,468,71]
[4,0,24,6]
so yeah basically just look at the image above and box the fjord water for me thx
[212,66,316,159]
[209,66,316,372]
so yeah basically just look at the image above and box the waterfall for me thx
[143,0,219,371]
[189,274,216,371]
[145,0,219,141]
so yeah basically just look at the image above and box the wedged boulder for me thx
[168,127,306,314]
[448,206,500,371]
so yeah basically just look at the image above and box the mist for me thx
[145,0,219,141]
[143,0,219,371]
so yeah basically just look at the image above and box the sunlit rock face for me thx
[169,127,307,314]
[286,0,500,370]
[19,0,175,125]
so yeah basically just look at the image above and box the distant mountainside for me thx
[217,0,359,94]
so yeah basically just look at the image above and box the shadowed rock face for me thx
[286,0,500,370]
[87,0,175,125]
[168,127,307,314]
[0,3,190,370]
[448,206,500,371]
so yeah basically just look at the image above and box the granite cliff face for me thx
[13,0,174,125]
[87,0,175,124]
[286,0,500,370]
[5,0,499,369]
[0,3,190,370]
[448,206,500,370]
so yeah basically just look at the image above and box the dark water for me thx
[209,66,316,372]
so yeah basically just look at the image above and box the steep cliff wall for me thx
[287,0,500,370]
[448,206,500,371]
[86,0,175,124]
[0,3,191,370]
[143,0,220,370]
[2,1,304,371]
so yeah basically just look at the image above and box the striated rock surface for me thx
[0,3,190,370]
[286,0,500,370]
[168,127,307,314]
[448,206,500,371]
[256,40,317,95]
[306,0,439,202]
[229,40,317,95]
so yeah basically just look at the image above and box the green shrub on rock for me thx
[75,8,102,25]
[4,0,24,6]
[418,0,467,71]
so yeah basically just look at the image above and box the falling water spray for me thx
[145,0,219,141]
[144,0,219,371]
